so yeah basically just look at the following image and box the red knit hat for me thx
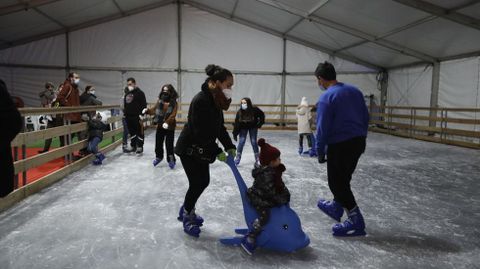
[258,138,281,166]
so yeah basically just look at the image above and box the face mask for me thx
[161,93,170,102]
[319,84,326,91]
[223,88,232,100]
[241,103,248,110]
[89,90,95,95]
[128,86,134,91]
[73,78,80,85]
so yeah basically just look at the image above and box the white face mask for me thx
[89,90,95,95]
[128,86,134,91]
[241,103,248,110]
[223,88,232,100]
[73,78,80,85]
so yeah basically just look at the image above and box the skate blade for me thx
[220,236,243,245]
[234,228,249,235]
[333,229,366,237]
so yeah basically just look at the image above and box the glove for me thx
[81,113,89,122]
[162,122,169,129]
[233,135,238,142]
[139,114,145,121]
[217,151,227,162]
[227,148,236,158]
[318,154,327,164]
[141,108,148,115]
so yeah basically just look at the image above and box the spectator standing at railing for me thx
[79,85,103,156]
[232,97,265,167]
[38,82,56,153]
[123,77,147,154]
[144,84,178,169]
[38,84,66,153]
[314,61,369,237]
[0,79,22,197]
[121,86,130,153]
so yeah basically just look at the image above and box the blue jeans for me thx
[122,117,129,145]
[237,128,259,155]
[87,137,101,155]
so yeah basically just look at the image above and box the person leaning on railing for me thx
[0,79,22,197]
[38,82,64,154]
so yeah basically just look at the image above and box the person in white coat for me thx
[296,97,315,156]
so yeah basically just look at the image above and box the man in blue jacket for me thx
[314,61,369,237]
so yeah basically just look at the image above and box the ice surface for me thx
[0,131,479,269]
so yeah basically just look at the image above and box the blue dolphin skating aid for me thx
[219,157,310,253]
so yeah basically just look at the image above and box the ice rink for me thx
[0,131,479,269]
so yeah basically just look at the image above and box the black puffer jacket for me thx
[87,119,107,140]
[0,80,22,146]
[247,164,290,208]
[80,92,102,106]
[232,106,265,138]
[124,87,147,117]
[175,82,235,159]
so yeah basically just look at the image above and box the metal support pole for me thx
[65,32,70,76]
[280,38,287,128]
[177,1,182,114]
[429,62,440,131]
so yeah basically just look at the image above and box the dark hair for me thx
[85,85,93,92]
[127,77,136,84]
[205,64,232,82]
[315,61,336,81]
[239,97,255,117]
[45,82,54,89]
[68,72,78,78]
[159,84,178,100]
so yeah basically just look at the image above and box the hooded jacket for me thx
[87,118,107,140]
[296,97,312,134]
[247,164,290,208]
[174,81,235,159]
[146,87,179,130]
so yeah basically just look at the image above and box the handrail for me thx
[18,105,120,116]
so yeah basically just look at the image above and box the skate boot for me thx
[123,144,135,153]
[92,157,102,165]
[153,158,162,167]
[332,206,366,237]
[96,153,105,162]
[241,235,256,255]
[234,153,242,166]
[254,152,260,168]
[135,146,143,154]
[182,208,202,237]
[317,199,344,222]
[298,146,303,155]
[309,148,317,157]
[167,155,176,169]
[177,205,204,226]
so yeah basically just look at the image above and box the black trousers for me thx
[180,155,210,213]
[41,117,65,151]
[126,116,144,148]
[299,133,313,148]
[327,136,366,211]
[0,144,14,197]
[155,126,175,162]
[250,206,270,241]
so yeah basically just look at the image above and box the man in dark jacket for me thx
[123,77,147,154]
[0,79,22,197]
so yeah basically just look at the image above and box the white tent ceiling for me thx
[0,0,479,70]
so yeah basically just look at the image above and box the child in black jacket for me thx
[87,113,107,165]
[242,138,290,255]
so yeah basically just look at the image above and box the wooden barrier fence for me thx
[0,105,124,212]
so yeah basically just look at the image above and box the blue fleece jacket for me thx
[315,82,369,155]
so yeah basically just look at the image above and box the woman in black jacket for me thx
[232,98,265,166]
[174,64,236,237]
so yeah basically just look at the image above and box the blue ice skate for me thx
[177,205,204,226]
[317,199,343,222]
[332,207,366,237]
[219,156,310,253]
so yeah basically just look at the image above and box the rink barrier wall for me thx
[369,105,480,149]
[0,105,124,213]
